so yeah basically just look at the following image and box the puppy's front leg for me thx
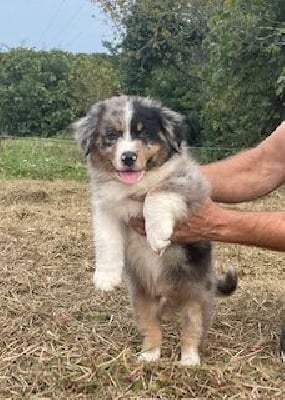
[143,192,187,255]
[93,202,124,291]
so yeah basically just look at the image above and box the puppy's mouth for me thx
[116,170,144,185]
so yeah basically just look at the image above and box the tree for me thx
[201,0,285,147]
[116,0,210,143]
[0,48,73,136]
[93,0,285,148]
[0,48,121,136]
[70,53,121,118]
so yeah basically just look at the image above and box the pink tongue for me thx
[118,171,142,184]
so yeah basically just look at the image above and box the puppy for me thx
[74,95,237,365]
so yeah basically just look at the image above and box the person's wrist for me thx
[191,200,225,241]
[203,202,233,242]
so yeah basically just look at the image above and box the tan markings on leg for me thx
[133,291,162,362]
[181,301,203,366]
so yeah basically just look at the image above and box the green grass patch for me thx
[0,138,86,181]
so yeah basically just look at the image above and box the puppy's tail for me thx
[216,268,238,296]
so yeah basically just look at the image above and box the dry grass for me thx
[0,180,284,399]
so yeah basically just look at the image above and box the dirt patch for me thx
[1,189,49,205]
[0,180,284,399]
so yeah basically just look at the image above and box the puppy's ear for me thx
[161,108,186,152]
[73,102,105,156]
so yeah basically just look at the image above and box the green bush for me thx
[0,48,121,137]
[0,49,74,136]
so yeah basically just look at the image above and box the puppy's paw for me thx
[137,348,161,362]
[180,351,201,367]
[93,269,121,291]
[143,192,184,255]
[144,213,173,255]
[145,224,171,255]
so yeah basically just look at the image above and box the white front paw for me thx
[143,193,176,255]
[93,269,121,291]
[180,351,201,367]
[138,348,161,362]
[145,224,171,256]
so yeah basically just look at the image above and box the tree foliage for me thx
[70,53,121,118]
[117,0,210,143]
[0,48,120,136]
[201,0,285,147]
[0,49,72,136]
[2,1,285,145]
[94,0,285,147]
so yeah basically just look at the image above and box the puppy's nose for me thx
[121,151,137,167]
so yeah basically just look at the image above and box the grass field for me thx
[0,179,284,399]
[0,138,86,181]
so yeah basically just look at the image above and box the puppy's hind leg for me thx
[181,300,211,366]
[132,291,162,362]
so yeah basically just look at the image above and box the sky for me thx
[0,0,114,53]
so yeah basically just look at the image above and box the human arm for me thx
[202,122,285,203]
[172,200,285,251]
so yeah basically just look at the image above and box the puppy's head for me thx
[74,95,186,184]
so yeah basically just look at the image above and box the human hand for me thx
[171,200,219,243]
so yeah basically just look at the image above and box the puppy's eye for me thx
[104,130,117,144]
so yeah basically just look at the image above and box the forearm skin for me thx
[201,123,285,203]
[206,207,285,252]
